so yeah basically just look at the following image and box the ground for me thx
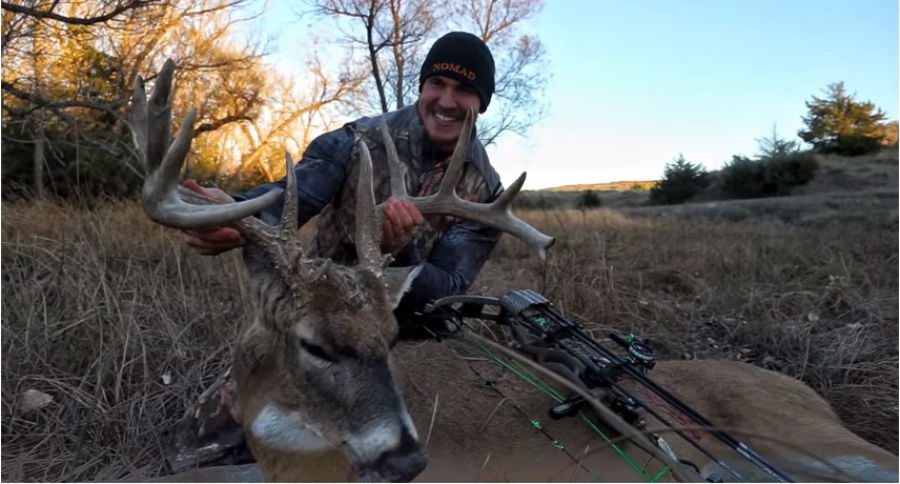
[1,149,896,481]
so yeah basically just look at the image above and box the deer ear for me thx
[238,318,277,371]
[382,265,423,309]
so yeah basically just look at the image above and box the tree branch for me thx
[195,114,255,134]
[1,0,159,25]
[0,80,128,130]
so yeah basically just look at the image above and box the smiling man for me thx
[183,32,501,338]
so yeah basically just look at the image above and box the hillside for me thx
[516,148,898,212]
[543,180,656,192]
[790,148,898,195]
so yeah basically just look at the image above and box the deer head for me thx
[131,60,553,482]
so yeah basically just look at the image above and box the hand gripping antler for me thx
[354,109,555,272]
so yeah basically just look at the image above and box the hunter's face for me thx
[418,75,482,152]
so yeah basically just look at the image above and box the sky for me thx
[245,0,899,190]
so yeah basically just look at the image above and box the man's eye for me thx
[300,339,336,363]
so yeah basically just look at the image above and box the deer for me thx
[131,61,898,483]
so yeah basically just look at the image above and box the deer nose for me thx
[373,428,428,482]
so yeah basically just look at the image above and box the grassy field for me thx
[517,147,899,211]
[543,180,657,192]
[2,151,897,481]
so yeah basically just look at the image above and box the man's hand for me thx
[381,196,424,255]
[181,180,246,256]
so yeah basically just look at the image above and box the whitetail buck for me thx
[132,61,898,482]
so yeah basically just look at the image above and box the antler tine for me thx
[145,59,175,171]
[280,151,299,234]
[355,139,393,272]
[379,119,409,198]
[372,107,554,259]
[433,109,474,200]
[492,170,527,207]
[133,59,282,230]
[130,59,174,172]
[130,74,149,167]
[403,173,554,259]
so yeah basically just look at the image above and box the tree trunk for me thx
[366,19,389,113]
[33,134,45,197]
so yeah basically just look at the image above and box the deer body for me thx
[160,343,897,482]
[397,341,897,483]
[131,61,897,483]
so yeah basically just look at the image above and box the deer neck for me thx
[235,331,352,482]
[238,370,352,482]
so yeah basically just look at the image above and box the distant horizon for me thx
[247,0,899,190]
[532,142,898,192]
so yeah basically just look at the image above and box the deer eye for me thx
[299,339,336,364]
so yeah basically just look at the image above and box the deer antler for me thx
[354,109,555,272]
[131,59,283,230]
[130,59,300,259]
[355,139,394,272]
[133,60,552,275]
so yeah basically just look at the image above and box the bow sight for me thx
[424,288,793,483]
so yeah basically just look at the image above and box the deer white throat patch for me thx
[250,403,332,452]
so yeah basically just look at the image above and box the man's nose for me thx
[436,89,457,109]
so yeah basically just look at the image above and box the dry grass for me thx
[1,200,249,481]
[477,205,898,453]
[544,180,656,192]
[795,147,899,195]
[2,184,897,480]
[621,188,898,231]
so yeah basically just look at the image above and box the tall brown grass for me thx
[2,200,248,481]
[482,208,898,452]
[2,199,897,481]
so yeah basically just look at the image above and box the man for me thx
[181,31,502,337]
[169,32,505,468]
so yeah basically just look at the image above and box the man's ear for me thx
[382,265,423,309]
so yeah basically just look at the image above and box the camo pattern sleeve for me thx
[232,126,356,227]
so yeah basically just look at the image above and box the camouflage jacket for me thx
[236,103,504,322]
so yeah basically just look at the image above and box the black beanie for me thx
[419,32,495,113]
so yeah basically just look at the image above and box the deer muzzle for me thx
[346,421,427,482]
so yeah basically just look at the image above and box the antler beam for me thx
[355,109,555,267]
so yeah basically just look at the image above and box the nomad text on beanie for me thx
[419,32,495,112]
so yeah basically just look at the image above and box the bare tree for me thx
[205,53,368,187]
[381,0,436,109]
[449,0,547,145]
[308,0,547,145]
[309,0,436,113]
[2,0,267,148]
[1,0,365,196]
[1,0,160,25]
[310,0,388,113]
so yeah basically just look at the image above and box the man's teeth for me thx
[434,112,457,122]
